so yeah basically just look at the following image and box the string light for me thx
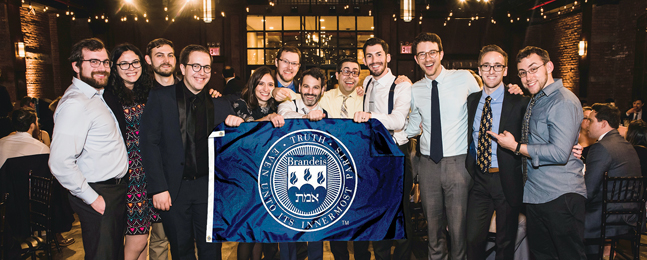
[72,16,75,20]
[164,7,168,11]
[146,18,149,22]
[426,4,429,10]
[165,16,169,21]
[105,18,108,23]
[134,16,138,21]
[88,18,91,22]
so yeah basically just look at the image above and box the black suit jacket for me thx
[584,129,641,238]
[623,111,646,122]
[140,81,234,201]
[466,89,529,207]
[223,77,245,96]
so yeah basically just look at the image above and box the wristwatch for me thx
[514,142,521,155]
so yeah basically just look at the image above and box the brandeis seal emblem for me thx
[258,129,357,232]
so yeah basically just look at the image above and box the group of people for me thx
[0,29,640,260]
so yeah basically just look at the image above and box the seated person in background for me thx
[277,67,327,122]
[0,109,48,167]
[625,119,647,178]
[583,103,641,259]
[623,99,644,122]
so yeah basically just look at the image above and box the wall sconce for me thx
[16,42,25,58]
[401,0,414,22]
[578,40,587,56]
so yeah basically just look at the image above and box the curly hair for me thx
[242,66,277,111]
[107,43,152,105]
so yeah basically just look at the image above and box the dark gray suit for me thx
[584,129,641,251]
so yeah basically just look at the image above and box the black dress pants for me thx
[68,182,127,260]
[160,176,222,260]
[466,170,519,260]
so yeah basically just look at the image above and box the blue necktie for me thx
[430,80,443,163]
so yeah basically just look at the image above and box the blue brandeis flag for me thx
[206,119,405,243]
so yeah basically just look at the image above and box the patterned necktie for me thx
[521,92,546,183]
[369,81,377,112]
[341,95,349,118]
[477,96,493,173]
[429,80,443,163]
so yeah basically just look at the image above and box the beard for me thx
[302,94,321,107]
[278,71,295,84]
[153,63,175,77]
[80,71,109,89]
[368,62,386,77]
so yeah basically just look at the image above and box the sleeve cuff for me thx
[77,188,100,205]
[527,144,540,167]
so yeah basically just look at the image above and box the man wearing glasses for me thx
[49,38,129,259]
[317,57,364,120]
[488,46,586,260]
[465,45,529,260]
[141,45,238,259]
[275,46,301,92]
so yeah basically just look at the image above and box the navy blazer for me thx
[466,89,529,207]
[140,81,234,201]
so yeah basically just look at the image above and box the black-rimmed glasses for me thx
[518,63,545,78]
[117,60,142,70]
[479,64,506,72]
[340,69,360,77]
[82,59,112,68]
[186,63,212,73]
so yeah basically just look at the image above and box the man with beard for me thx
[141,44,236,259]
[352,37,413,260]
[275,46,301,92]
[488,46,586,260]
[49,38,129,259]
[144,37,174,260]
[146,38,178,88]
[278,67,327,121]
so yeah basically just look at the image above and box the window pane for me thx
[266,32,282,48]
[265,16,282,31]
[357,16,374,31]
[284,16,300,30]
[301,49,323,65]
[357,32,373,48]
[339,32,356,48]
[248,49,264,65]
[265,49,279,65]
[358,49,364,64]
[339,49,357,60]
[339,16,355,30]
[304,16,317,30]
[283,32,301,47]
[247,15,263,31]
[320,32,337,48]
[247,32,264,48]
[304,32,319,48]
[320,16,337,30]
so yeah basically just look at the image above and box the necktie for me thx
[521,92,545,183]
[430,80,443,163]
[369,81,377,112]
[341,95,349,118]
[185,95,198,177]
[477,96,493,173]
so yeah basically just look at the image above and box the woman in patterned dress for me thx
[232,66,284,260]
[104,43,157,260]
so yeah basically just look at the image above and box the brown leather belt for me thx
[488,168,499,173]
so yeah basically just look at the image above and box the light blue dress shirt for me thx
[471,85,504,168]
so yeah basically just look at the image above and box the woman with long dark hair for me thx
[626,119,647,178]
[232,66,283,260]
[103,43,157,260]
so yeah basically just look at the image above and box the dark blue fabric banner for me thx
[206,119,405,243]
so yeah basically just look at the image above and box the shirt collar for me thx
[335,88,358,98]
[73,77,103,98]
[374,68,395,87]
[538,78,563,97]
[425,66,446,85]
[598,129,613,141]
[482,83,505,101]
[278,79,295,89]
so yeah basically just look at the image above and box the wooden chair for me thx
[0,193,8,260]
[22,171,56,259]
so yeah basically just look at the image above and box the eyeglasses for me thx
[82,59,112,68]
[479,64,506,72]
[277,58,300,67]
[518,63,545,78]
[340,69,359,77]
[416,50,439,60]
[186,63,212,73]
[117,60,142,70]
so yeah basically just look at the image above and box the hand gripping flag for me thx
[206,119,405,243]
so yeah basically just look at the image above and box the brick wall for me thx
[20,7,56,99]
[524,12,582,94]
[0,2,16,104]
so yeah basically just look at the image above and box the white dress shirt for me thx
[0,132,50,167]
[406,66,481,157]
[49,77,128,204]
[362,69,412,145]
[278,99,325,119]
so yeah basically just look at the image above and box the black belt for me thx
[182,174,206,180]
[92,177,125,185]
